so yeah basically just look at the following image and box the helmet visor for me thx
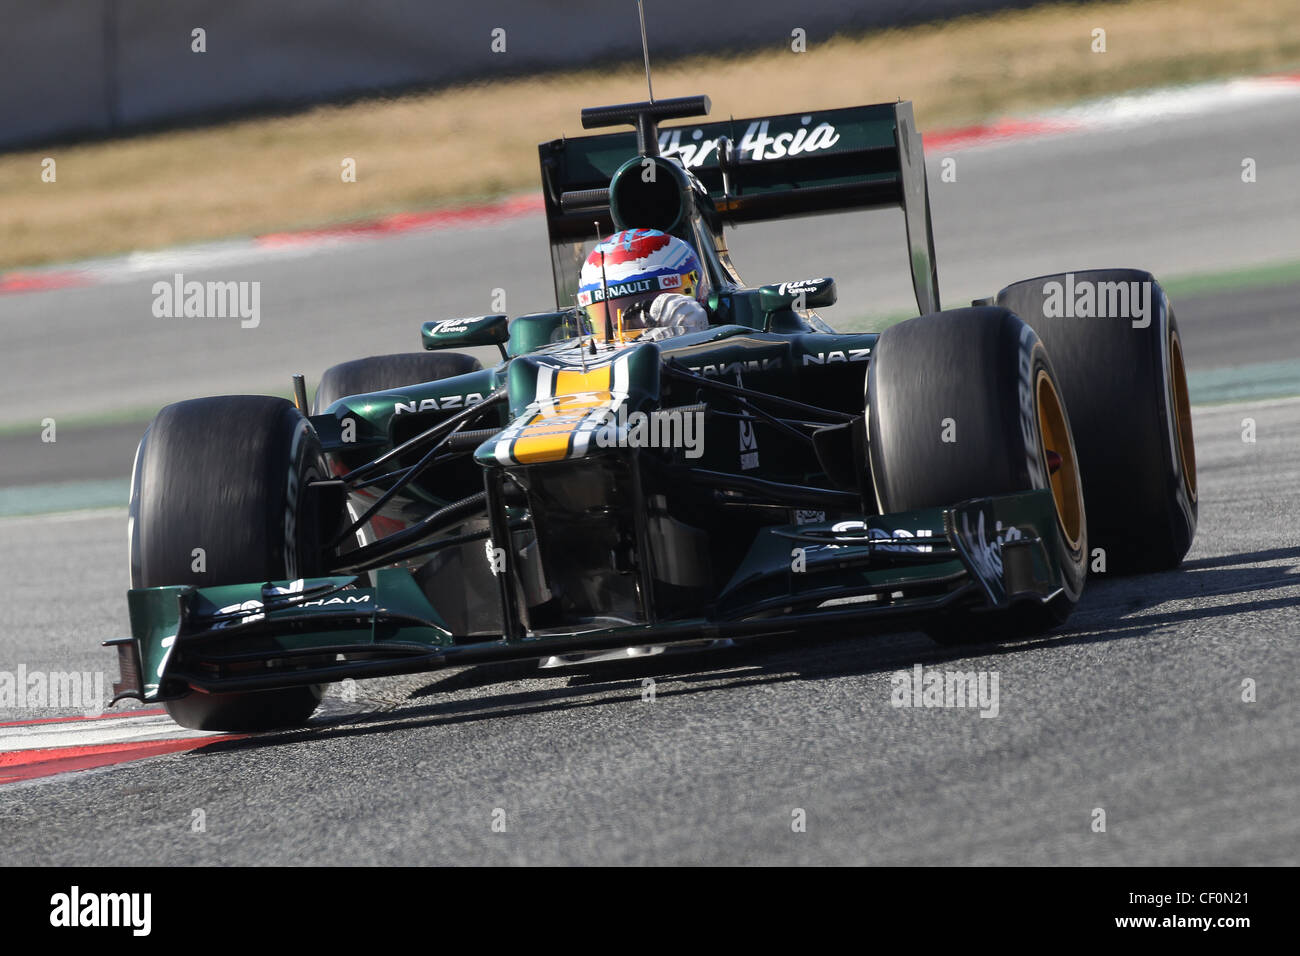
[582,289,661,341]
[578,271,696,342]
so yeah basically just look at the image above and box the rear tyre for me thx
[130,396,329,731]
[312,352,482,413]
[867,308,1087,645]
[995,270,1196,572]
[313,350,486,556]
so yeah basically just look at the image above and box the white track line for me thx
[0,713,221,754]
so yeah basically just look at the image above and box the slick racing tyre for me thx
[867,307,1087,645]
[994,269,1196,572]
[312,352,482,413]
[130,396,329,731]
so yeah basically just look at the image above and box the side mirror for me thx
[422,314,509,351]
[757,277,837,314]
[507,310,591,357]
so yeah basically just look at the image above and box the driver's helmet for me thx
[576,228,708,341]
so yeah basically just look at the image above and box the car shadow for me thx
[191,544,1298,757]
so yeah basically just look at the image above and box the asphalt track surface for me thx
[0,91,1297,865]
[0,398,1296,864]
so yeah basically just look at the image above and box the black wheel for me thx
[312,352,482,413]
[995,269,1196,572]
[130,396,329,731]
[867,307,1087,645]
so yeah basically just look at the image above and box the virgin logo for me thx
[961,511,1024,585]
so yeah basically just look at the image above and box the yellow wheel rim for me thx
[1036,370,1084,552]
[1170,330,1198,502]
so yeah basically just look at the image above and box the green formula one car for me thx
[110,93,1198,730]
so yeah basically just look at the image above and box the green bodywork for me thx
[112,95,1068,706]
[122,302,1064,698]
[312,295,878,501]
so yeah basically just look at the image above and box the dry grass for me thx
[2,0,1298,268]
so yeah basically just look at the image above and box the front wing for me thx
[110,490,1066,703]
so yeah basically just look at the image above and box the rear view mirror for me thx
[422,314,509,351]
[757,277,837,313]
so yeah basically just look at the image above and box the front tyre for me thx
[130,396,328,731]
[867,307,1087,644]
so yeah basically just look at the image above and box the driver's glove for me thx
[641,293,709,340]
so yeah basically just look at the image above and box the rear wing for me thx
[538,101,940,315]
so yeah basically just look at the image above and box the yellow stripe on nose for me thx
[553,366,613,408]
[510,364,614,463]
